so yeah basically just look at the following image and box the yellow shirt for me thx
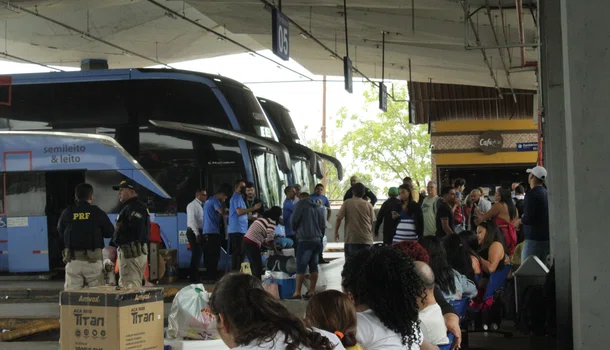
[346,345,363,350]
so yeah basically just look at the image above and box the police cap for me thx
[112,179,138,191]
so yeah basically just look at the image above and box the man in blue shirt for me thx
[519,166,550,263]
[202,189,227,281]
[228,180,261,271]
[283,186,297,244]
[309,183,331,263]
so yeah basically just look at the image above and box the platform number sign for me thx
[379,82,388,112]
[272,8,290,61]
[344,56,353,93]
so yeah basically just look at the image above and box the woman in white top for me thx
[341,244,440,350]
[210,273,345,350]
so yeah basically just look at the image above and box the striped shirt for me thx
[244,218,277,248]
[393,212,418,243]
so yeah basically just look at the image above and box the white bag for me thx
[167,284,219,340]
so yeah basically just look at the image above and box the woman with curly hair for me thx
[210,273,345,349]
[305,290,362,350]
[419,236,477,302]
[341,244,438,350]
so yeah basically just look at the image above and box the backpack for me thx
[514,197,525,218]
[515,284,547,335]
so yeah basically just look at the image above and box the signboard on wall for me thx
[272,8,290,61]
[517,142,538,152]
[478,130,503,154]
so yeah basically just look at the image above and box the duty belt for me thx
[119,242,148,259]
[63,248,103,263]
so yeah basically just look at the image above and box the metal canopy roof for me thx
[0,0,537,90]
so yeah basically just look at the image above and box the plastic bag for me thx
[167,284,219,340]
[263,272,280,299]
[240,262,252,275]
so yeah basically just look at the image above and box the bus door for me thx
[4,156,49,272]
[45,171,86,270]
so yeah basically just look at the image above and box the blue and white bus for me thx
[0,69,291,272]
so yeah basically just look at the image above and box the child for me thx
[305,290,363,350]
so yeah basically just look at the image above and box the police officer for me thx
[58,183,114,290]
[112,179,150,288]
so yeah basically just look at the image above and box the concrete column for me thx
[539,0,571,346]
[547,0,610,348]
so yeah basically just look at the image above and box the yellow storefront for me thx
[431,119,539,189]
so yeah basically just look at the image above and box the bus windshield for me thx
[218,84,274,139]
[252,151,287,208]
[291,158,314,193]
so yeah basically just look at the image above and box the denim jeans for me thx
[295,241,322,274]
[521,240,550,264]
[344,243,372,259]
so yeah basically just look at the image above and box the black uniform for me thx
[57,200,114,252]
[112,196,150,248]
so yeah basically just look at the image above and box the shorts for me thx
[296,240,322,275]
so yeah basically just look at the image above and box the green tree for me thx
[306,140,381,200]
[335,83,431,190]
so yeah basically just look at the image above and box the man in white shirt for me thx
[467,189,491,231]
[186,189,207,282]
[415,261,449,346]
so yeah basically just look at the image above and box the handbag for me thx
[240,262,252,275]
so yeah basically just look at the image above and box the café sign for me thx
[478,130,503,154]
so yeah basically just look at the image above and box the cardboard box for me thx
[60,286,164,350]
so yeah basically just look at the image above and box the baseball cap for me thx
[112,179,137,191]
[526,166,547,181]
[388,187,399,196]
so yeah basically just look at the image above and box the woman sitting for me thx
[476,221,508,276]
[475,189,518,256]
[458,230,482,278]
[391,184,424,243]
[419,236,477,302]
[210,273,344,349]
[443,233,479,282]
[341,244,438,350]
[472,220,510,308]
[305,290,363,350]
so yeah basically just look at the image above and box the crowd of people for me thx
[181,167,551,349]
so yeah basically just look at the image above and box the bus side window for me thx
[5,172,46,216]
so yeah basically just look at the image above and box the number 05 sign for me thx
[272,8,290,61]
